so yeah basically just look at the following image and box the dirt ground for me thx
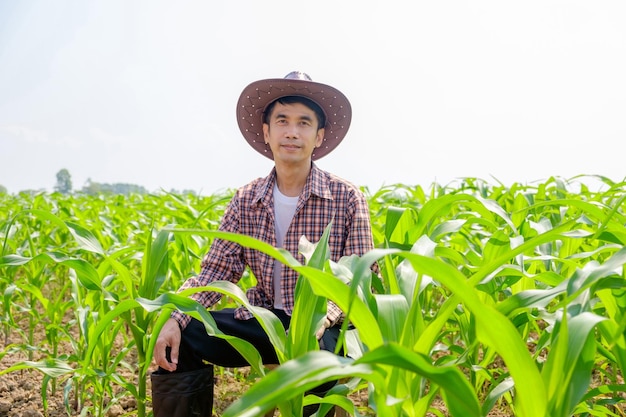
[1,355,373,417]
[0,328,601,417]
[1,348,512,417]
[0,355,375,417]
[0,325,378,416]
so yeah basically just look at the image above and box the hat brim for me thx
[236,78,352,160]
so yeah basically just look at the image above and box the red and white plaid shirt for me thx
[172,163,376,329]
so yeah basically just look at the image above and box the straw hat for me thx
[236,71,352,160]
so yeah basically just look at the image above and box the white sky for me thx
[1,1,625,195]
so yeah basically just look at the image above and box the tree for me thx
[81,179,147,195]
[54,169,72,194]
[0,184,7,194]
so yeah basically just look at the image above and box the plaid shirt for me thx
[172,163,376,329]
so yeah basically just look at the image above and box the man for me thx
[151,71,376,416]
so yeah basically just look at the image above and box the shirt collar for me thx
[303,163,334,201]
[252,163,333,207]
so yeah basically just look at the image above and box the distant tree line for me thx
[56,169,199,196]
[1,169,198,196]
[53,168,149,195]
[81,178,149,195]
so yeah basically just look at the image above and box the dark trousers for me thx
[154,308,340,415]
[161,308,343,373]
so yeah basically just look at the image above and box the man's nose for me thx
[285,124,299,138]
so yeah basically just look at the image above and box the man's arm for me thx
[153,195,245,367]
[169,195,246,329]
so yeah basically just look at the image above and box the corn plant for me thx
[219,177,626,417]
[0,191,229,416]
[1,177,625,416]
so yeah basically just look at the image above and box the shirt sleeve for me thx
[326,188,378,326]
[171,195,246,329]
[326,300,344,326]
[344,189,378,261]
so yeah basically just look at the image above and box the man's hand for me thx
[315,318,331,340]
[153,318,182,372]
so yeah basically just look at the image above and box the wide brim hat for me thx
[236,71,352,160]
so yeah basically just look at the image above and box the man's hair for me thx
[262,96,326,130]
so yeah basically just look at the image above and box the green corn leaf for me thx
[482,377,514,416]
[222,350,382,417]
[543,312,606,416]
[66,222,105,254]
[296,265,384,349]
[0,358,74,378]
[137,292,265,376]
[141,229,170,299]
[375,294,409,342]
[356,343,482,417]
[288,224,332,359]
[400,251,547,417]
[64,259,102,291]
[0,254,31,266]
[198,280,288,363]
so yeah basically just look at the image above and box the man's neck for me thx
[274,161,312,197]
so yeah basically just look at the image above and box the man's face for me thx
[262,102,325,166]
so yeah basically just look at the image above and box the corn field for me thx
[1,175,625,417]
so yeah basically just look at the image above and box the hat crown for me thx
[284,71,312,81]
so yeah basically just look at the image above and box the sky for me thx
[1,1,625,195]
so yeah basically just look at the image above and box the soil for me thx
[0,332,510,417]
[0,346,374,417]
[1,345,373,417]
[3,328,616,417]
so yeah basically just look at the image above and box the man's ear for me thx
[316,128,325,147]
[263,123,270,144]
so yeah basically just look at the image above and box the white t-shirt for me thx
[272,183,298,309]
